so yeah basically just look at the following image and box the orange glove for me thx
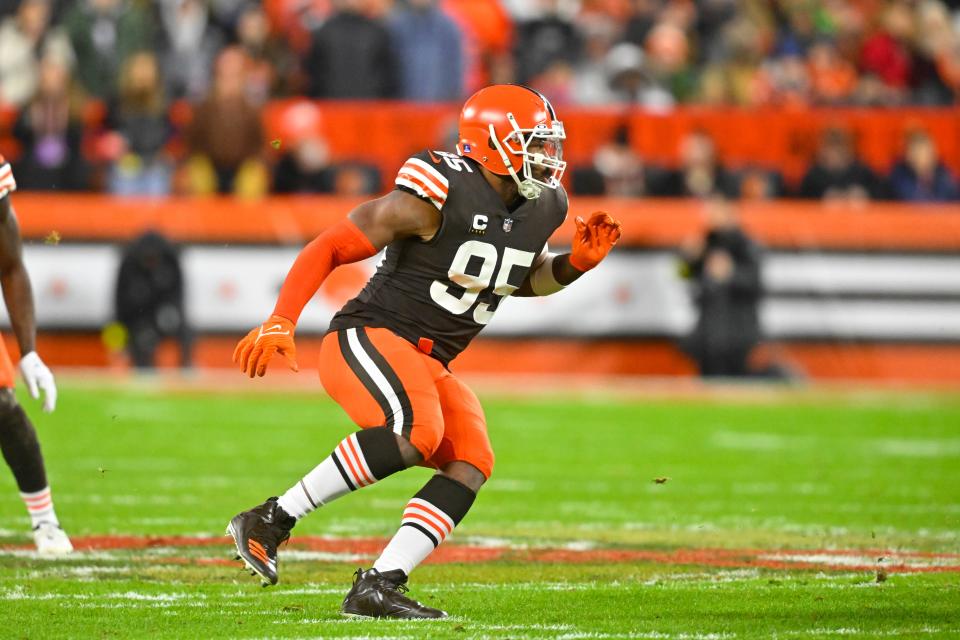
[233,314,299,378]
[569,211,622,272]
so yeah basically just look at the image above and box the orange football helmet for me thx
[457,84,566,199]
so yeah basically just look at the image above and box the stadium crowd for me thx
[0,0,958,199]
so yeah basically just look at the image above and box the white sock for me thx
[373,498,455,576]
[277,458,350,519]
[276,433,380,520]
[21,487,59,529]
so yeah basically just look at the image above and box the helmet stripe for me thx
[518,84,556,120]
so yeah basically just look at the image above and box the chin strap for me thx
[488,123,542,199]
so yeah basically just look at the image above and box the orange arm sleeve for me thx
[272,219,378,323]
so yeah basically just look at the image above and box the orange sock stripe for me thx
[337,442,368,488]
[406,502,453,535]
[26,500,52,511]
[345,435,375,486]
[22,492,52,504]
[402,512,447,542]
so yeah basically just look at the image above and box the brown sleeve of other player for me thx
[0,196,37,356]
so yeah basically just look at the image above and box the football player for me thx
[0,156,70,554]
[227,85,621,618]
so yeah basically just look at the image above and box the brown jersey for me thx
[329,150,568,365]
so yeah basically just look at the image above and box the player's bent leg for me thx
[340,369,493,618]
[227,426,412,586]
[341,473,476,619]
[0,388,72,555]
[229,328,444,586]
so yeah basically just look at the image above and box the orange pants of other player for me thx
[0,338,15,389]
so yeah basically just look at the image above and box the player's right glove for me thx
[569,211,622,272]
[233,314,299,378]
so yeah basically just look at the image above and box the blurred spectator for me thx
[807,39,857,105]
[514,0,580,85]
[571,124,645,196]
[11,55,87,190]
[570,14,619,105]
[679,197,762,378]
[272,132,381,195]
[158,0,225,102]
[699,15,769,106]
[62,0,154,100]
[115,230,192,369]
[442,0,514,92]
[735,165,786,200]
[388,0,463,102]
[0,0,74,108]
[911,0,959,105]
[603,42,674,108]
[621,0,658,49]
[771,0,817,58]
[798,127,884,201]
[304,0,397,99]
[187,47,264,194]
[106,52,172,196]
[647,130,737,198]
[235,3,295,104]
[330,162,381,195]
[888,129,959,202]
[272,133,336,194]
[859,1,914,103]
[643,16,697,102]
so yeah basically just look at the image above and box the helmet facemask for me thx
[489,112,566,199]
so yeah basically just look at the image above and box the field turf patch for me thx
[0,381,958,637]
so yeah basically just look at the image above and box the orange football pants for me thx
[319,327,494,479]
[0,337,15,389]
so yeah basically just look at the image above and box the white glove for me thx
[19,351,57,413]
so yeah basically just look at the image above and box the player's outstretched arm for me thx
[0,198,56,412]
[235,190,440,377]
[515,211,622,297]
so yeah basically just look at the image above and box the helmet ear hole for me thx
[487,137,497,151]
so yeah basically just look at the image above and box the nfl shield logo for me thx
[463,143,472,152]
[502,218,514,233]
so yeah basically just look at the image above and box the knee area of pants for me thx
[460,449,494,481]
[410,429,443,462]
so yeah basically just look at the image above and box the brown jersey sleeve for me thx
[393,151,451,211]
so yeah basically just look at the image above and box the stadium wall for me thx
[4,195,960,383]
[256,103,960,185]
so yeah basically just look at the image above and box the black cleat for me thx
[340,568,448,619]
[226,497,295,586]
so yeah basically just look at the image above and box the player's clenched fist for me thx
[233,314,299,378]
[569,211,622,272]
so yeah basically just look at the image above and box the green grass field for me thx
[2,378,959,638]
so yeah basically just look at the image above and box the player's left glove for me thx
[233,314,299,378]
[569,211,622,272]
[19,351,57,413]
